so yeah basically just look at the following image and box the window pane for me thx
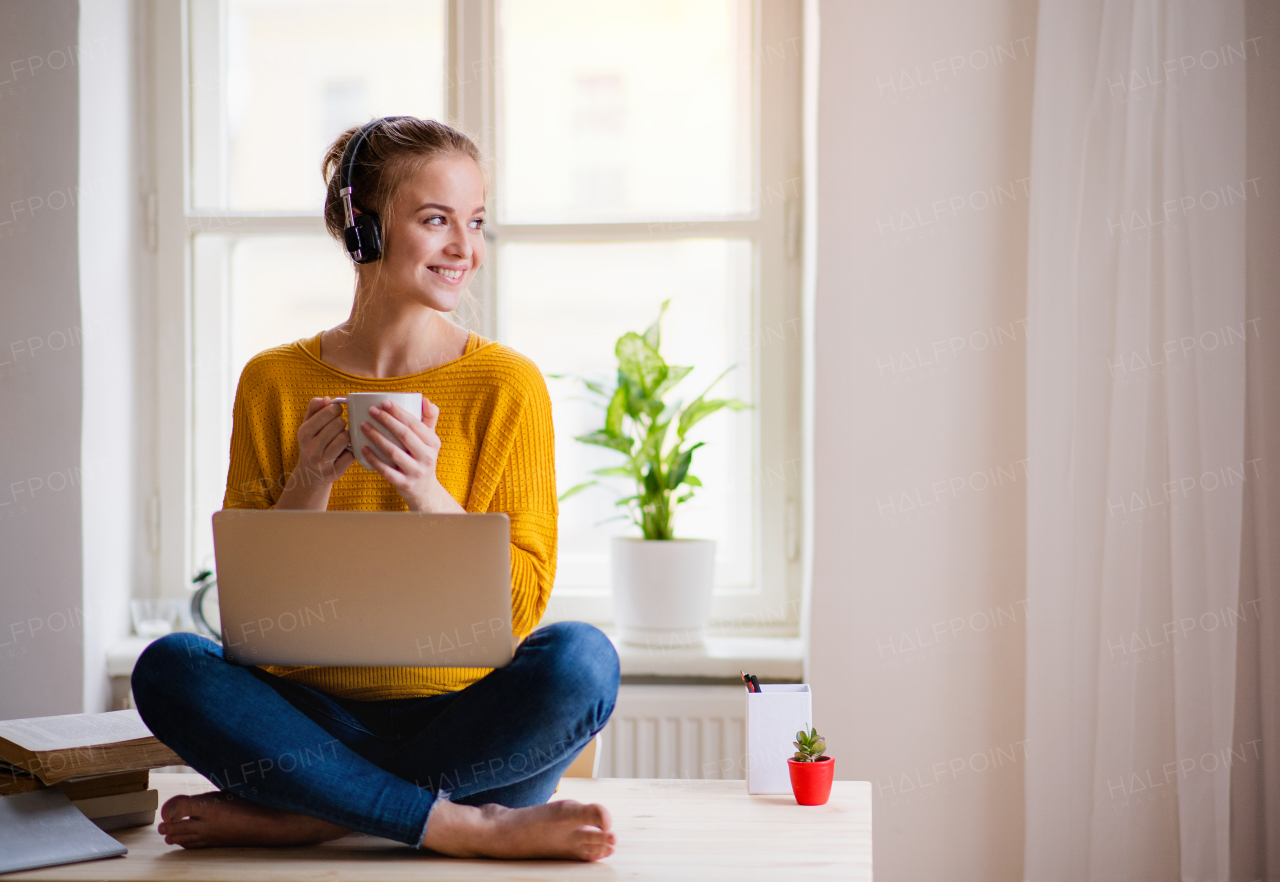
[191,234,354,572]
[499,239,756,592]
[229,236,354,379]
[193,0,446,211]
[499,0,753,223]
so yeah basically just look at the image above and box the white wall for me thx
[0,0,141,717]
[808,2,1035,880]
[0,0,85,717]
[79,0,138,713]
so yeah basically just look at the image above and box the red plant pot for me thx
[788,756,834,805]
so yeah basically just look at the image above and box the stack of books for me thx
[0,709,184,832]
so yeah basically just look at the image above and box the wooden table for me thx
[9,773,872,881]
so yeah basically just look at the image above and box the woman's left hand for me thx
[361,399,465,514]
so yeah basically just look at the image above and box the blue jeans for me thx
[131,621,619,847]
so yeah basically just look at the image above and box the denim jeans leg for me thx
[131,632,435,846]
[377,621,620,805]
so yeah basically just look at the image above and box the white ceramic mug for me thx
[332,392,424,471]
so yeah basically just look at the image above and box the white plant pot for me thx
[611,537,716,648]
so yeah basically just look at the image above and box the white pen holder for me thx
[745,683,813,794]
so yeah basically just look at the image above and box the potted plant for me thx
[788,725,834,806]
[561,301,749,647]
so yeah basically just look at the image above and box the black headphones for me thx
[338,117,408,264]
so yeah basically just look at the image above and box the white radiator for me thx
[597,686,747,780]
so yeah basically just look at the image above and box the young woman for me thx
[131,117,620,862]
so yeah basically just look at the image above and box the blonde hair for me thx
[323,117,485,245]
[321,117,487,323]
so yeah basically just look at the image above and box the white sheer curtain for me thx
[1024,1,1269,879]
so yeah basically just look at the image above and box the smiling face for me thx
[368,153,486,313]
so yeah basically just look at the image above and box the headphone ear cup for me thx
[348,212,383,264]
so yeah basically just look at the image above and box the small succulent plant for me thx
[793,725,827,762]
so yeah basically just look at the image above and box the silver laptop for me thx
[211,510,514,668]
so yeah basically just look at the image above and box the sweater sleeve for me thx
[485,371,558,637]
[222,375,275,510]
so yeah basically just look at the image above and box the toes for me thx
[166,834,208,849]
[573,828,615,861]
[575,828,614,847]
[162,791,223,823]
[162,815,217,850]
[158,819,201,840]
[550,799,610,830]
[585,802,612,832]
[575,827,612,844]
[161,795,193,823]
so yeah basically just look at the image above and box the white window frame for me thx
[148,0,804,636]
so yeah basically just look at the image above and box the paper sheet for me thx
[0,710,153,752]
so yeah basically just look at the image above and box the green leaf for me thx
[616,370,643,418]
[790,724,826,760]
[674,366,743,436]
[643,467,661,499]
[574,430,632,453]
[677,397,749,439]
[605,385,626,436]
[641,393,666,420]
[642,299,671,351]
[649,420,672,459]
[668,446,694,489]
[558,481,596,502]
[676,492,695,504]
[652,364,693,399]
[665,439,704,469]
[682,474,702,487]
[592,466,634,478]
[616,332,667,397]
[582,378,611,397]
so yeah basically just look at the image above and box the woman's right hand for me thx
[274,397,355,510]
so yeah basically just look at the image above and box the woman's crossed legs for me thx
[131,621,620,860]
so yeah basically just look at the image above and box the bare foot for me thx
[423,798,615,861]
[157,791,351,849]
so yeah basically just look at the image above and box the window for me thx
[166,0,803,635]
[190,0,447,211]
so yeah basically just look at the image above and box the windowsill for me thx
[612,635,803,682]
[106,634,805,683]
[106,635,160,678]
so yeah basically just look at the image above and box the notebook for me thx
[0,789,127,874]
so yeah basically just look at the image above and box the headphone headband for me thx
[337,116,409,264]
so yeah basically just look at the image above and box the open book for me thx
[0,710,183,784]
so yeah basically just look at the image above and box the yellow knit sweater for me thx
[222,331,557,700]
